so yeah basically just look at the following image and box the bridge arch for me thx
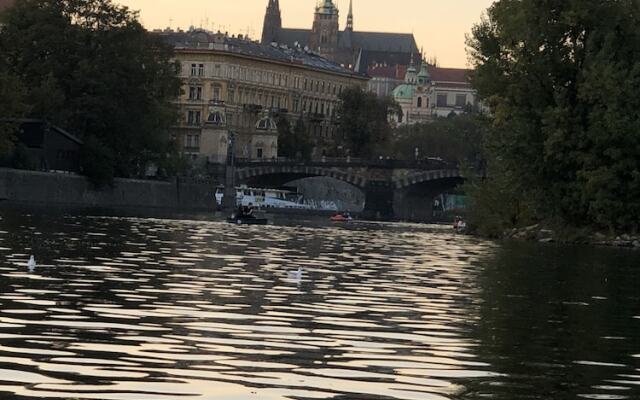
[236,165,369,189]
[393,169,463,190]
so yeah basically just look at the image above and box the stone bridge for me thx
[232,159,465,220]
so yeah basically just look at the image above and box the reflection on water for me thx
[0,210,638,399]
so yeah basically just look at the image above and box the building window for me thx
[257,148,263,159]
[189,86,202,100]
[304,79,308,91]
[417,97,422,108]
[187,110,201,125]
[198,64,205,76]
[211,86,220,101]
[185,134,199,148]
[456,94,467,107]
[437,94,448,107]
[190,63,197,76]
[208,112,223,124]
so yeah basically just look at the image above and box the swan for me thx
[27,255,36,272]
[288,266,303,281]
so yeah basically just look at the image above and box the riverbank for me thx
[502,224,640,249]
[0,168,216,212]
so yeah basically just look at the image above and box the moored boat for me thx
[227,217,268,225]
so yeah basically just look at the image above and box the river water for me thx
[0,209,638,400]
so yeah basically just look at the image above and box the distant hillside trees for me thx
[0,0,182,186]
[467,0,640,234]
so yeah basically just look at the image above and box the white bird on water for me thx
[27,255,36,272]
[288,266,303,282]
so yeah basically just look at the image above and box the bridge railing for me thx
[235,157,459,170]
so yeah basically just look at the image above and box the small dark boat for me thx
[227,216,268,225]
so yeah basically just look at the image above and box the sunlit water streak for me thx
[0,210,639,399]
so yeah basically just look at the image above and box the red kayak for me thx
[330,214,353,222]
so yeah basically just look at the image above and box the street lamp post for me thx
[222,131,237,212]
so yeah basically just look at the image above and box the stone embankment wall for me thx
[0,168,216,211]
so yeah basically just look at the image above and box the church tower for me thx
[346,0,354,31]
[261,0,282,44]
[342,0,354,49]
[309,0,340,56]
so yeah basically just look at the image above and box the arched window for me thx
[417,97,423,108]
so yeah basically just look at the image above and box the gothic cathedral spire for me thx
[346,0,354,31]
[261,0,282,44]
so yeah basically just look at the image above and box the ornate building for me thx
[160,29,368,165]
[391,59,480,125]
[261,0,419,72]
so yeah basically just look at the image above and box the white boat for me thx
[215,185,311,210]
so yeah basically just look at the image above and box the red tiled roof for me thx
[367,64,407,80]
[429,66,470,83]
[0,0,15,11]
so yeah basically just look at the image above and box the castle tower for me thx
[261,0,282,44]
[309,0,339,56]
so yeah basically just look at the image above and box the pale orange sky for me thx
[116,0,495,68]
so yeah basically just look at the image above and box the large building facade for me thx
[391,59,480,124]
[161,29,368,165]
[261,0,419,72]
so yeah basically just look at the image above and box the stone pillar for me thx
[393,187,435,222]
[362,182,394,220]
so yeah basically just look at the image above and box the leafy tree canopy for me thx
[391,114,486,166]
[336,86,400,158]
[468,0,640,232]
[0,0,182,184]
[277,115,312,161]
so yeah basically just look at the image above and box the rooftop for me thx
[158,29,367,78]
[370,63,471,84]
[0,0,14,11]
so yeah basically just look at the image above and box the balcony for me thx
[242,104,263,113]
[308,112,325,122]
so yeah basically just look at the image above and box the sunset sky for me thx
[115,0,495,68]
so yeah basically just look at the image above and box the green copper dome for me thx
[316,0,338,14]
[392,84,415,100]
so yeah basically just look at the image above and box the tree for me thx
[336,86,400,158]
[276,114,312,161]
[391,114,485,165]
[0,70,28,157]
[467,0,640,232]
[0,0,181,183]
